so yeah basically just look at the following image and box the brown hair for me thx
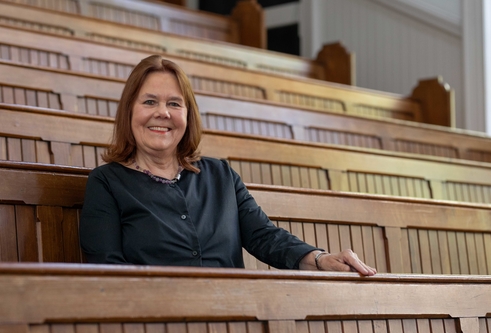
[103,55,202,173]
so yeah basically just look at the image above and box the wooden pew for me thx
[0,2,353,84]
[197,94,491,164]
[0,55,450,129]
[0,263,490,333]
[1,104,491,207]
[1,159,491,277]
[0,22,485,162]
[1,0,265,48]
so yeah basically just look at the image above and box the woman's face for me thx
[131,71,188,159]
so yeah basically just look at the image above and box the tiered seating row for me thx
[1,104,491,205]
[0,263,490,332]
[1,160,491,276]
[0,2,353,84]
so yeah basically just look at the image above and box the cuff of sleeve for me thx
[290,246,325,269]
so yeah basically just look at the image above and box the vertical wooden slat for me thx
[21,139,37,162]
[437,230,451,274]
[74,324,99,333]
[466,233,479,274]
[387,320,403,333]
[307,321,325,333]
[315,223,329,251]
[342,321,358,333]
[325,321,343,333]
[350,225,365,261]
[338,225,352,251]
[429,319,445,333]
[416,319,431,333]
[37,206,65,262]
[0,205,18,262]
[373,320,388,333]
[407,229,422,273]
[427,230,442,274]
[15,205,38,262]
[7,138,22,161]
[447,231,461,274]
[327,224,341,253]
[361,226,376,269]
[474,233,488,274]
[51,324,75,333]
[99,323,123,333]
[166,323,187,333]
[303,222,317,247]
[456,232,469,274]
[62,208,82,263]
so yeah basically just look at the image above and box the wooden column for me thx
[231,0,266,49]
[411,77,455,127]
[316,42,355,85]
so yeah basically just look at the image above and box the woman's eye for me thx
[143,100,156,105]
[169,102,181,107]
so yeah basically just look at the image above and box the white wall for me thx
[300,0,465,129]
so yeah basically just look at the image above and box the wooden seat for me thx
[0,263,490,332]
[0,2,354,84]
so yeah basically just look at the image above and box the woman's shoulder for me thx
[197,156,232,171]
[89,162,128,178]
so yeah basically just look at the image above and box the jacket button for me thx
[180,215,187,220]
[192,251,198,256]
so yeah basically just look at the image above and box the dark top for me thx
[79,157,318,269]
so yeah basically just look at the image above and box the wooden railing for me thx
[0,264,489,332]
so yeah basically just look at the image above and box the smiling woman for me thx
[79,55,376,276]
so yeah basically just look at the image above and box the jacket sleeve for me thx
[231,167,320,269]
[79,168,128,264]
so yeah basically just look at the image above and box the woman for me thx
[80,55,376,275]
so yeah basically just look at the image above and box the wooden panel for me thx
[347,171,431,199]
[8,0,78,13]
[0,205,17,262]
[0,84,61,108]
[276,91,345,113]
[202,113,293,139]
[86,33,166,53]
[88,3,160,30]
[15,205,38,262]
[467,149,491,163]
[81,58,133,79]
[228,159,329,190]
[176,50,246,69]
[0,16,73,36]
[443,181,491,204]
[0,43,69,70]
[306,127,382,149]
[36,206,65,262]
[394,139,458,158]
[191,76,266,100]
[354,105,414,121]
[403,228,491,275]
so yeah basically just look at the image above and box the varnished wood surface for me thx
[0,4,333,82]
[0,263,490,325]
[1,160,491,276]
[1,103,491,205]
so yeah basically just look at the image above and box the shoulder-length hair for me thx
[103,55,202,173]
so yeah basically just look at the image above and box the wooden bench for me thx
[2,0,265,48]
[1,104,490,205]
[0,55,451,128]
[1,160,491,277]
[0,2,354,84]
[0,263,490,333]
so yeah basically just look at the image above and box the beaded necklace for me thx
[133,159,183,184]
